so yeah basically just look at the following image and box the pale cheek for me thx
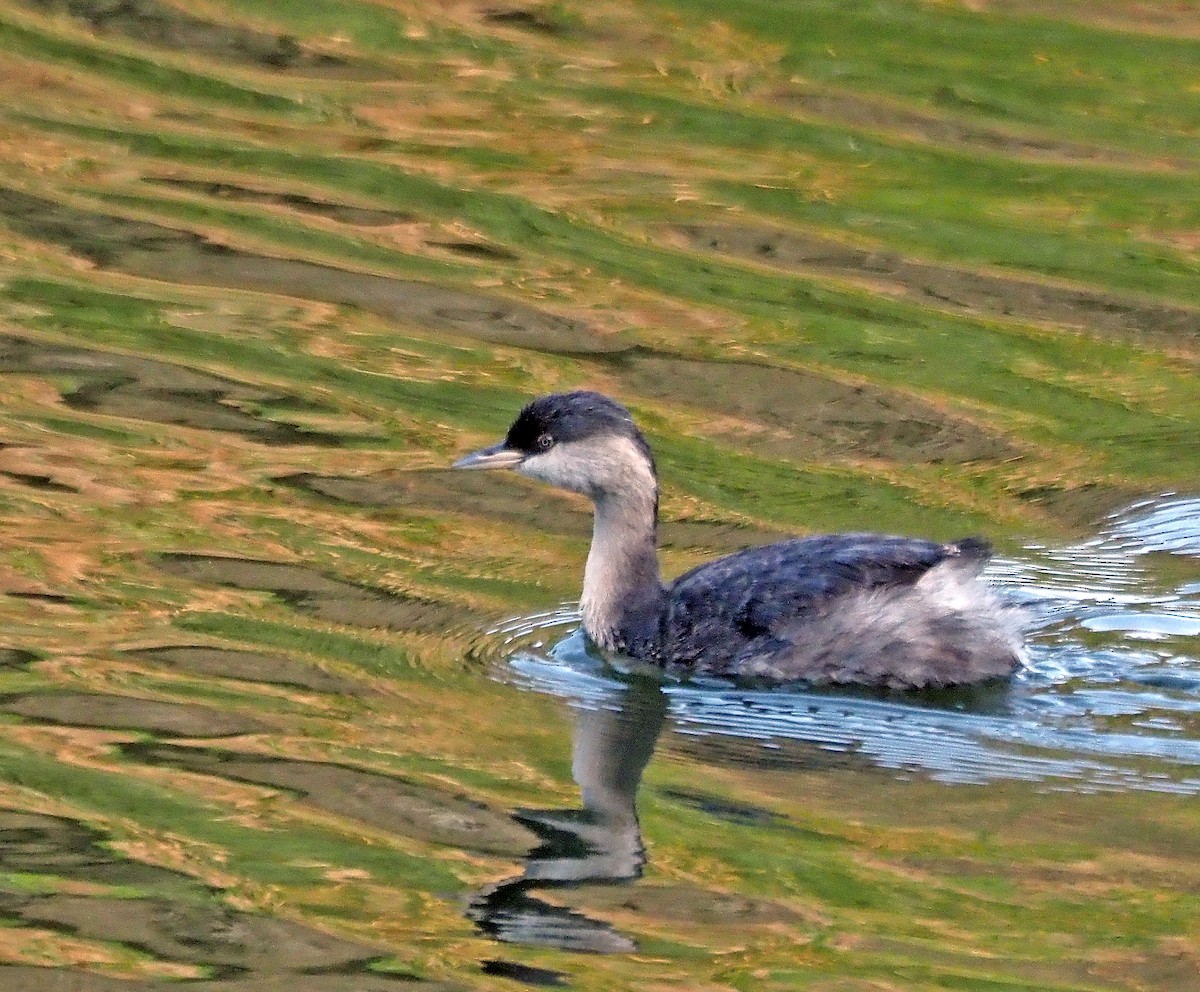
[516,438,652,499]
[518,449,591,493]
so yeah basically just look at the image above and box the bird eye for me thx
[537,433,553,450]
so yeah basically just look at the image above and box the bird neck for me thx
[580,486,664,657]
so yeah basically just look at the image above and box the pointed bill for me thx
[452,442,525,470]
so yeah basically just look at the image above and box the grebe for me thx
[454,391,1022,688]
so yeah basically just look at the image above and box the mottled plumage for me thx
[455,392,1023,689]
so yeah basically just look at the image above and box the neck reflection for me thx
[468,677,667,954]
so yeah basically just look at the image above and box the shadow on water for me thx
[145,178,416,228]
[0,648,38,670]
[672,223,1200,346]
[122,645,367,696]
[152,553,477,635]
[280,468,789,551]
[0,970,458,991]
[771,85,1191,170]
[0,333,383,447]
[280,330,1018,478]
[0,808,195,891]
[429,240,520,263]
[0,810,462,990]
[0,691,270,737]
[122,743,536,857]
[1,893,387,978]
[503,494,1200,795]
[0,188,615,354]
[602,350,1015,465]
[18,0,389,80]
[0,468,78,493]
[482,8,573,36]
[480,958,566,987]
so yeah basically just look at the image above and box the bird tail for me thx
[946,536,993,563]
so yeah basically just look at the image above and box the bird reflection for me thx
[468,677,667,953]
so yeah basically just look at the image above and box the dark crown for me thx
[505,391,642,454]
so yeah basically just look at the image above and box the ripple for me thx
[499,494,1200,795]
[1081,613,1200,637]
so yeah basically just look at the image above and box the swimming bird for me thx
[454,391,1022,688]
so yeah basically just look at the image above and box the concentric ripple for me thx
[500,494,1200,794]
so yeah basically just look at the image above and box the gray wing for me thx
[662,533,980,671]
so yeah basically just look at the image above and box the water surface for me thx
[0,1,1198,988]
[509,495,1200,796]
